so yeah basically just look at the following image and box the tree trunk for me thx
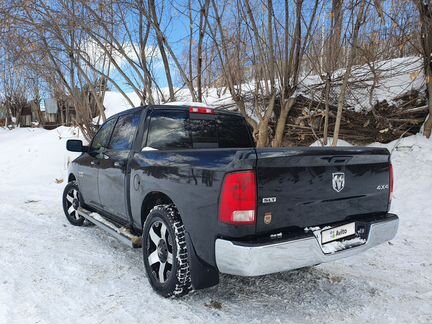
[424,70,432,138]
[148,0,175,101]
[257,120,270,148]
[332,0,367,146]
[273,98,295,147]
[59,100,64,126]
[197,0,210,102]
[328,0,343,71]
[323,74,331,145]
[415,0,432,138]
[188,0,194,99]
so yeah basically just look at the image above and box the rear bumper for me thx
[215,214,399,276]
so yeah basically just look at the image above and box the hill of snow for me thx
[102,56,425,119]
[103,91,142,118]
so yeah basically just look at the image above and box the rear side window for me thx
[216,115,253,148]
[189,114,253,148]
[90,118,116,151]
[188,117,218,148]
[109,111,141,151]
[146,110,192,149]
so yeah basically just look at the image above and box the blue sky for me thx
[109,1,194,94]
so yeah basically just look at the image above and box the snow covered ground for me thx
[0,127,431,324]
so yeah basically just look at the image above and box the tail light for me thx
[219,171,257,225]
[389,164,394,205]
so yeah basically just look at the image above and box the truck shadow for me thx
[87,227,376,321]
[186,266,377,321]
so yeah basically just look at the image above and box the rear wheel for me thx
[142,204,191,297]
[62,181,85,226]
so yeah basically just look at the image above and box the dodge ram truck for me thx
[63,104,399,297]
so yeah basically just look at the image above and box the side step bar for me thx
[77,207,142,248]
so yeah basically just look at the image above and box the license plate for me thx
[321,222,356,244]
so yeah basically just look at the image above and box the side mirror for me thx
[67,139,87,152]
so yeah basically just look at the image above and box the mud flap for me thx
[185,232,219,290]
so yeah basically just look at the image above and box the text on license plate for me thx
[321,222,356,244]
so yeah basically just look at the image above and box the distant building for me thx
[19,104,33,127]
[41,98,76,129]
[0,102,36,128]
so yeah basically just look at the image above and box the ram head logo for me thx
[332,172,345,192]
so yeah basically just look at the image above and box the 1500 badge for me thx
[262,197,277,203]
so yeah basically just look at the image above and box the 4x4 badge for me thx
[332,172,345,192]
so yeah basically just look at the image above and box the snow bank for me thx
[103,91,141,118]
[0,127,81,188]
[101,56,425,121]
[301,56,425,112]
[309,138,353,147]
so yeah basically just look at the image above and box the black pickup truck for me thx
[64,104,398,297]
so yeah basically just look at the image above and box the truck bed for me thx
[255,147,391,233]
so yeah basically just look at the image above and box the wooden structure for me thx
[215,89,428,146]
[41,97,77,129]
[19,104,33,127]
[281,91,428,146]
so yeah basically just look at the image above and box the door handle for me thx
[114,161,125,168]
[90,160,100,166]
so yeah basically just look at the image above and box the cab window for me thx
[146,110,192,149]
[90,118,116,152]
[109,111,141,151]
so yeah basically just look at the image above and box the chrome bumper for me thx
[215,215,399,276]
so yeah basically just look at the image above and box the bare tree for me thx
[332,0,369,146]
[206,0,321,147]
[323,0,344,145]
[413,0,432,138]
[0,0,428,146]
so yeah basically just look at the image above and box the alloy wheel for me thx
[146,220,174,283]
[65,188,81,220]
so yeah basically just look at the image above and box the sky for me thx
[108,1,194,94]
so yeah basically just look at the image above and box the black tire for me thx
[142,204,192,298]
[62,181,85,226]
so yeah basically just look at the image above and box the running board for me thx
[77,207,142,248]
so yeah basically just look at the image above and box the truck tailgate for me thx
[255,147,391,233]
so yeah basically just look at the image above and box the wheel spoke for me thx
[66,194,74,203]
[167,235,173,248]
[158,262,166,283]
[167,252,173,265]
[68,205,75,215]
[160,223,167,241]
[149,226,161,246]
[74,210,81,220]
[148,251,159,266]
[73,190,78,199]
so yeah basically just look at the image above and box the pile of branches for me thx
[282,90,428,146]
